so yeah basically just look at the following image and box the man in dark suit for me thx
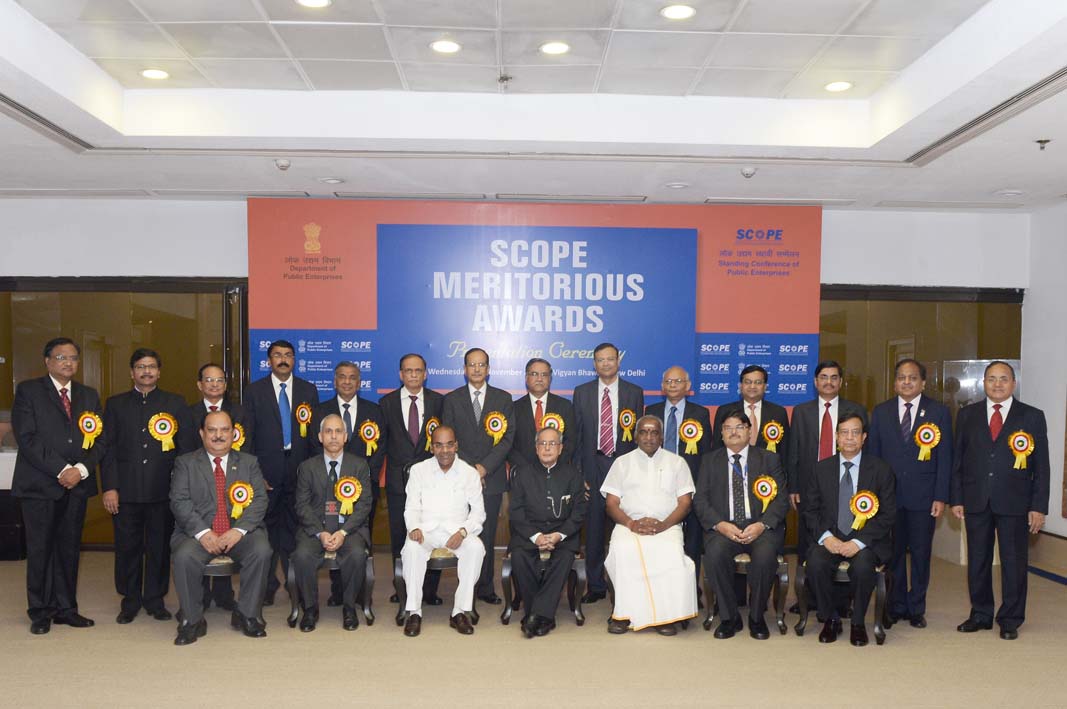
[292,413,373,632]
[379,353,444,604]
[508,426,587,638]
[951,361,1049,640]
[187,362,244,612]
[712,365,790,459]
[442,347,515,604]
[695,408,788,640]
[867,358,952,628]
[645,365,711,580]
[787,360,867,566]
[310,361,385,606]
[572,342,644,602]
[241,339,320,604]
[102,347,192,624]
[170,410,271,645]
[507,357,575,470]
[11,337,104,634]
[804,413,896,647]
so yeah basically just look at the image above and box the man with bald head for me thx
[646,366,711,582]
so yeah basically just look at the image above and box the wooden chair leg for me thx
[500,556,513,625]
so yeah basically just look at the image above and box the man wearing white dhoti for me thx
[602,415,698,636]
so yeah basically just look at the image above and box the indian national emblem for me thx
[303,222,322,254]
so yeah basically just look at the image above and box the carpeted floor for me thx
[1,551,1064,708]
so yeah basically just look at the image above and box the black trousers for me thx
[112,500,172,614]
[682,506,704,584]
[386,490,440,596]
[20,493,88,622]
[808,544,879,626]
[476,491,503,597]
[890,507,936,617]
[965,505,1029,630]
[584,453,615,593]
[264,484,296,596]
[794,500,812,564]
[511,547,575,621]
[704,526,782,623]
[292,533,368,611]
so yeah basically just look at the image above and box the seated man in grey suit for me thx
[170,410,271,645]
[292,413,372,632]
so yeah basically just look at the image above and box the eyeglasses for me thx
[270,352,295,360]
[721,425,749,433]
[536,441,561,448]
[134,364,159,371]
[816,374,841,382]
[201,377,226,384]
[526,371,551,379]
[838,429,864,438]
[741,378,765,386]
[51,354,80,362]
[401,368,425,375]
[662,378,687,386]
[466,362,488,370]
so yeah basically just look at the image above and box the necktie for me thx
[278,382,291,448]
[665,405,678,454]
[838,461,854,537]
[748,403,759,446]
[209,405,218,412]
[731,454,746,523]
[407,395,419,446]
[342,403,353,437]
[211,457,230,535]
[901,402,913,442]
[598,388,614,456]
[472,390,482,422]
[59,387,72,420]
[989,403,1003,441]
[328,459,339,485]
[325,461,340,533]
[818,401,833,460]
[534,398,544,431]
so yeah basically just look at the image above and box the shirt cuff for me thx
[851,539,866,551]
[75,463,89,480]
[234,528,248,536]
[818,531,832,546]
[529,533,540,544]
[194,529,210,540]
[557,532,567,541]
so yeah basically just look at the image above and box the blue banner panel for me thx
[375,224,697,394]
[250,328,378,401]
[694,333,820,407]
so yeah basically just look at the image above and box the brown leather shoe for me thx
[655,623,678,636]
[450,613,474,635]
[608,618,630,634]
[403,614,421,637]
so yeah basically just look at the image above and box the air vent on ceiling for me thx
[496,193,647,203]
[875,200,1023,210]
[150,190,310,199]
[334,192,487,200]
[0,188,150,198]
[704,197,856,206]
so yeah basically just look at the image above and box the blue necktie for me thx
[279,382,291,448]
[665,405,678,454]
[342,403,353,437]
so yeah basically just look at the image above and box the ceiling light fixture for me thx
[993,188,1024,197]
[317,177,345,185]
[296,0,332,8]
[824,81,853,93]
[664,182,690,189]
[141,68,169,80]
[430,39,462,54]
[540,41,570,55]
[660,5,696,20]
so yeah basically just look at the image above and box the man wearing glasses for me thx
[787,360,867,566]
[508,426,587,638]
[711,365,791,460]
[508,358,575,471]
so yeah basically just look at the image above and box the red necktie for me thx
[407,395,419,446]
[818,401,833,460]
[748,403,759,446]
[59,387,72,420]
[212,456,230,534]
[599,388,614,456]
[989,403,1003,441]
[535,398,544,431]
[209,405,218,412]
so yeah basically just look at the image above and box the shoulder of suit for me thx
[357,396,382,411]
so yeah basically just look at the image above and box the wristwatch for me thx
[458,528,468,538]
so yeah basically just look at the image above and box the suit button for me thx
[68,439,73,444]
[143,459,148,465]
[142,428,147,433]
[143,443,148,448]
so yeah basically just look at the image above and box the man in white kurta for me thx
[401,425,486,636]
[602,416,697,635]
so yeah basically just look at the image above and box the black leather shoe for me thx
[818,619,839,643]
[714,617,742,639]
[148,608,172,621]
[450,613,475,635]
[174,619,207,646]
[749,617,770,640]
[299,606,319,633]
[534,618,555,637]
[1000,627,1018,640]
[788,602,801,615]
[909,614,927,628]
[656,623,678,636]
[262,588,277,607]
[53,613,95,628]
[477,593,502,605]
[607,618,630,634]
[523,616,540,639]
[115,610,137,624]
[327,593,343,607]
[389,593,400,603]
[231,611,267,638]
[887,610,905,625]
[957,617,993,633]
[425,594,444,606]
[30,618,51,635]
[850,624,869,646]
[403,614,421,637]
[582,590,606,604]
[342,607,359,631]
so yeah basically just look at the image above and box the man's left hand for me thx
[839,540,861,558]
[1029,511,1046,534]
[217,529,244,552]
[930,501,945,518]
[58,467,81,489]
[739,521,766,544]
[445,530,465,550]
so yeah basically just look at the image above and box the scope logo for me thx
[778,363,808,375]
[360,379,372,391]
[257,340,273,351]
[777,382,808,394]
[257,359,270,370]
[700,343,731,355]
[736,228,783,241]
[699,382,732,393]
[779,344,809,355]
[341,341,373,352]
[348,360,372,371]
[699,362,731,374]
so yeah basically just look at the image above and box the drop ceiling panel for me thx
[164,22,288,58]
[731,0,868,35]
[503,65,599,93]
[813,36,937,72]
[134,0,261,23]
[785,68,895,99]
[710,33,828,69]
[502,30,610,65]
[50,22,184,58]
[616,0,741,32]
[603,31,719,68]
[273,24,391,61]
[598,67,701,95]
[375,0,497,28]
[402,63,501,92]
[257,0,380,23]
[196,59,308,89]
[387,27,497,64]
[844,0,991,37]
[299,59,402,89]
[14,0,143,23]
[93,57,211,87]
[499,0,617,29]
[692,67,797,97]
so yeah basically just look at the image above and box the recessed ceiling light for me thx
[665,182,690,190]
[296,0,332,8]
[540,41,570,55]
[141,68,169,80]
[660,5,696,20]
[993,188,1025,198]
[430,39,462,54]
[317,177,345,185]
[824,81,853,93]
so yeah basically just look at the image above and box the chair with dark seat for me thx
[393,548,479,626]
[499,552,587,626]
[285,550,375,628]
[176,555,263,625]
[793,559,892,644]
[701,552,789,634]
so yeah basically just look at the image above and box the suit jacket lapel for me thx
[998,401,1023,442]
[43,377,69,418]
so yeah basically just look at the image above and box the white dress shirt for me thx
[50,375,88,481]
